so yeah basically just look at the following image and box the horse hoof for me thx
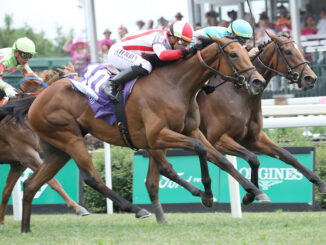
[319,183,326,194]
[201,196,215,208]
[255,193,271,203]
[242,193,255,205]
[77,207,90,216]
[136,209,151,219]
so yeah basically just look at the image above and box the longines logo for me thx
[239,167,303,190]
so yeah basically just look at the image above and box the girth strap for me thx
[114,88,138,151]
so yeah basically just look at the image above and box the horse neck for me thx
[172,44,219,98]
[253,42,277,87]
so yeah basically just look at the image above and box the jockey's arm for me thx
[21,64,40,78]
[0,64,17,98]
[153,43,193,61]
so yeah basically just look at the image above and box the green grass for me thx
[1,212,326,245]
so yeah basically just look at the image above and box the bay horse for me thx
[143,32,322,224]
[22,36,268,232]
[197,32,324,205]
[0,67,89,225]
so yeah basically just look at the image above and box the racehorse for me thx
[197,32,324,205]
[21,36,267,232]
[143,32,322,223]
[0,66,89,225]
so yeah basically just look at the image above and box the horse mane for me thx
[0,96,36,124]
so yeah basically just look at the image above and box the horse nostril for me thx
[253,79,263,87]
[304,75,316,84]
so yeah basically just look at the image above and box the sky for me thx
[0,0,265,42]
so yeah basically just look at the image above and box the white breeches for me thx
[106,44,153,72]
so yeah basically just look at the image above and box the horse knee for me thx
[248,154,260,169]
[192,139,207,155]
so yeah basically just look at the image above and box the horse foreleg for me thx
[214,134,261,205]
[248,132,326,193]
[190,129,270,203]
[148,128,214,207]
[67,138,150,219]
[145,152,167,224]
[0,163,26,225]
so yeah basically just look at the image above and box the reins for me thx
[252,39,309,84]
[197,39,256,93]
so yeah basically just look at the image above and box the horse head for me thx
[207,36,266,95]
[259,32,317,91]
[19,62,77,93]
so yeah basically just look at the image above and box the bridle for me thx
[197,39,256,89]
[253,39,309,84]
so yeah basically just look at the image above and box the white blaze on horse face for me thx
[294,43,304,56]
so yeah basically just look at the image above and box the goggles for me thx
[176,38,190,47]
[18,51,33,59]
[235,36,250,45]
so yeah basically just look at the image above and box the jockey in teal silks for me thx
[194,19,259,58]
[0,37,37,99]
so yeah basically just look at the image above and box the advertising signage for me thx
[133,147,314,211]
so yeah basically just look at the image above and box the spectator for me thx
[205,9,218,26]
[98,39,112,63]
[256,12,275,43]
[300,4,318,29]
[275,4,291,35]
[175,12,183,21]
[62,37,90,76]
[103,29,112,42]
[156,17,169,30]
[301,15,317,35]
[317,8,326,34]
[118,25,129,39]
[227,10,237,22]
[146,19,154,30]
[136,20,145,31]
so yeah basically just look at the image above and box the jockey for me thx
[194,19,259,58]
[101,20,195,102]
[0,37,37,99]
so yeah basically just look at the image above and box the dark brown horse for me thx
[21,37,268,232]
[197,32,324,205]
[0,67,89,225]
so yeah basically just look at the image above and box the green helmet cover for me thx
[13,37,36,54]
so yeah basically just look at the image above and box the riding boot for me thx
[101,65,148,103]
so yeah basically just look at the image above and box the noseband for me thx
[197,39,256,89]
[254,39,309,84]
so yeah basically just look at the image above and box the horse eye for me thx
[284,50,292,55]
[229,53,238,58]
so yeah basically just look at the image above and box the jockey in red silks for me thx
[101,20,195,103]
[0,37,37,99]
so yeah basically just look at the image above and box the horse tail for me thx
[0,96,37,124]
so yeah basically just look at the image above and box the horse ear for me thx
[210,36,224,47]
[265,31,279,42]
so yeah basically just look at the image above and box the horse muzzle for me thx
[300,73,317,91]
[247,76,266,96]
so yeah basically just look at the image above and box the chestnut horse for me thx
[197,32,324,205]
[0,67,89,225]
[21,37,268,232]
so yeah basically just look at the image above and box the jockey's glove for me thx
[4,85,17,98]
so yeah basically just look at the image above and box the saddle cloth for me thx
[70,63,135,125]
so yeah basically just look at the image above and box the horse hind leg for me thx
[66,137,150,219]
[0,163,26,225]
[22,148,89,216]
[22,147,71,233]
[146,153,167,224]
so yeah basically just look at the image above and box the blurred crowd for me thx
[62,5,326,74]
